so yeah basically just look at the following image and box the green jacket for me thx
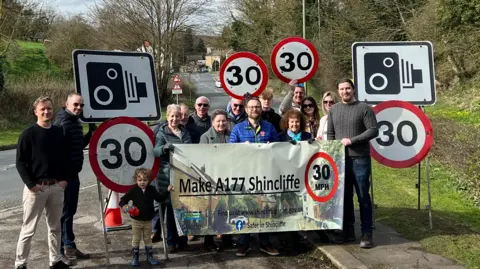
[153,122,191,204]
[199,126,231,144]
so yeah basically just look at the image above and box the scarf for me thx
[287,130,302,141]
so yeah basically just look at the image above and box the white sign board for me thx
[172,83,182,95]
[73,50,161,122]
[352,41,436,105]
[370,100,433,168]
[89,117,160,193]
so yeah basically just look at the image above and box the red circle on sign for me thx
[370,100,433,168]
[219,52,269,99]
[271,37,319,84]
[89,116,161,193]
[304,152,339,203]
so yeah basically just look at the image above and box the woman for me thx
[153,104,192,253]
[277,109,312,142]
[301,96,320,136]
[199,109,233,251]
[316,91,338,140]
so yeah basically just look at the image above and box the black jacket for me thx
[185,113,211,144]
[53,108,93,175]
[261,108,282,133]
[277,131,312,142]
[119,185,168,221]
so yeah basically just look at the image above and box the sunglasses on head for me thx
[323,100,335,105]
[197,103,209,107]
[73,103,85,108]
[295,83,305,88]
[233,104,244,108]
[302,103,314,108]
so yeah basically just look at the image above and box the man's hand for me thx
[316,136,323,141]
[341,138,352,146]
[57,181,68,189]
[244,141,251,144]
[288,79,298,91]
[30,185,44,193]
[167,184,174,192]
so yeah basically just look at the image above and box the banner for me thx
[169,140,345,235]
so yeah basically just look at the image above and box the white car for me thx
[230,216,249,225]
[214,77,222,88]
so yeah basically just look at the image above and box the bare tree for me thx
[91,0,212,104]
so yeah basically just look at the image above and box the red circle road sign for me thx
[271,37,319,83]
[304,152,339,203]
[89,116,160,193]
[370,100,433,168]
[219,52,269,99]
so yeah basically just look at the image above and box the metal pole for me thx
[158,205,169,260]
[417,162,421,210]
[370,166,376,229]
[426,154,433,230]
[97,180,111,266]
[176,94,179,105]
[302,0,307,95]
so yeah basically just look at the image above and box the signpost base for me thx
[96,180,111,266]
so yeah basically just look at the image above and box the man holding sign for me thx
[327,78,378,249]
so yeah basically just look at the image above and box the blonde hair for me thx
[133,167,153,183]
[32,96,53,110]
[166,104,181,116]
[321,91,339,116]
[259,87,274,100]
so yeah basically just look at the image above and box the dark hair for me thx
[211,109,228,121]
[280,109,306,131]
[301,96,320,121]
[337,78,355,89]
[243,93,260,106]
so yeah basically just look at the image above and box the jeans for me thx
[240,233,271,248]
[61,175,80,249]
[151,203,187,247]
[344,156,373,234]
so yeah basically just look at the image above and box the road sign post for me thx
[219,52,269,99]
[370,100,434,229]
[73,50,161,122]
[352,41,436,106]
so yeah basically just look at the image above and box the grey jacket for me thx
[199,126,231,144]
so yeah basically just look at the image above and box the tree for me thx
[92,0,212,105]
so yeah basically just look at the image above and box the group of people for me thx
[14,76,378,268]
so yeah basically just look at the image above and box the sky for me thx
[52,0,96,16]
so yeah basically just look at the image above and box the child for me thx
[119,167,173,267]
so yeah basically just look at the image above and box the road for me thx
[0,72,283,209]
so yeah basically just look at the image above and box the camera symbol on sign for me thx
[364,52,423,95]
[86,62,148,110]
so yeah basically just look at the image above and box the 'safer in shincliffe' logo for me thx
[236,220,244,231]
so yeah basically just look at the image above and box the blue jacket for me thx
[229,119,279,144]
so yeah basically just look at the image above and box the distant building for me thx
[205,48,235,71]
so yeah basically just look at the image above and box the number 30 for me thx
[376,120,418,147]
[101,137,147,169]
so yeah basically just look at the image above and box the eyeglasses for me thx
[302,103,314,109]
[73,103,85,108]
[323,101,335,105]
[233,104,244,108]
[197,103,209,107]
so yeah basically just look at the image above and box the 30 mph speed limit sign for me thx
[271,37,319,83]
[370,100,433,168]
[219,52,269,99]
[89,116,160,193]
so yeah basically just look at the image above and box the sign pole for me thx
[370,165,376,229]
[158,205,169,260]
[96,180,111,266]
[417,161,421,210]
[176,94,179,105]
[426,153,433,230]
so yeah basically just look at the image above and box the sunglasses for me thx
[302,103,314,109]
[233,104,244,108]
[323,100,335,105]
[197,103,209,107]
[73,103,85,108]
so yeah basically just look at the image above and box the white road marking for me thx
[1,164,16,171]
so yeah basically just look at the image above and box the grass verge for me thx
[373,160,480,269]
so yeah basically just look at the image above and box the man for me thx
[179,103,190,126]
[15,96,70,269]
[327,78,378,248]
[279,79,305,115]
[226,97,247,130]
[229,95,280,257]
[259,88,281,132]
[54,93,95,260]
[185,96,211,143]
[137,39,154,54]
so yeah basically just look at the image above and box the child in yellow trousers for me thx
[120,168,173,267]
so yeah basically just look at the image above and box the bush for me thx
[0,75,73,129]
